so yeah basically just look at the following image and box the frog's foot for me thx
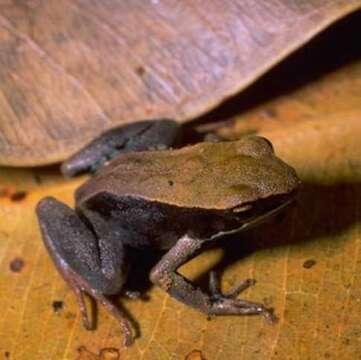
[150,235,277,324]
[208,271,277,323]
[60,262,134,346]
[61,119,181,177]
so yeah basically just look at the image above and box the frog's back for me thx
[76,137,299,210]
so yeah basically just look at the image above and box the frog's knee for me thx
[149,266,162,285]
[36,196,61,217]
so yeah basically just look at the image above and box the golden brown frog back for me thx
[76,136,300,210]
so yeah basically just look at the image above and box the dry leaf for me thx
[1,9,361,360]
[0,0,360,165]
[1,115,360,360]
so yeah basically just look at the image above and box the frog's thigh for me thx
[36,197,124,295]
[37,197,134,345]
[61,119,181,177]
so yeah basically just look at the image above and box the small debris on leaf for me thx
[9,257,25,272]
[135,66,145,76]
[76,346,119,360]
[10,191,27,202]
[303,259,317,269]
[99,348,120,360]
[52,300,64,313]
[185,350,206,360]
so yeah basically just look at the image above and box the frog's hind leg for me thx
[61,119,181,177]
[36,197,133,346]
[150,235,276,323]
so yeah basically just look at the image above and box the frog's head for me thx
[227,136,300,226]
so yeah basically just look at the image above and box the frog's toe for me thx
[207,271,275,322]
[224,278,257,298]
[208,270,256,299]
[210,296,277,322]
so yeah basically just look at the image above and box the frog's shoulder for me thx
[75,137,299,210]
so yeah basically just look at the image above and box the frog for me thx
[36,119,300,346]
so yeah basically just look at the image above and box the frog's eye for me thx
[237,136,274,157]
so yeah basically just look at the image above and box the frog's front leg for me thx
[36,197,134,346]
[150,235,276,322]
[61,119,181,177]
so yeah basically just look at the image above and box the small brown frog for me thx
[36,119,299,346]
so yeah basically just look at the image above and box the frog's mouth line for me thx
[207,197,295,242]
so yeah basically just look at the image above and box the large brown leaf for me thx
[0,0,361,166]
[1,14,361,357]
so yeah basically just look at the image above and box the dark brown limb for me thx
[61,119,180,177]
[150,235,276,322]
[37,197,134,346]
[59,261,133,346]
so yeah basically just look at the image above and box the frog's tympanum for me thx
[36,119,300,346]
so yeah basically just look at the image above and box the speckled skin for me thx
[76,136,298,210]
